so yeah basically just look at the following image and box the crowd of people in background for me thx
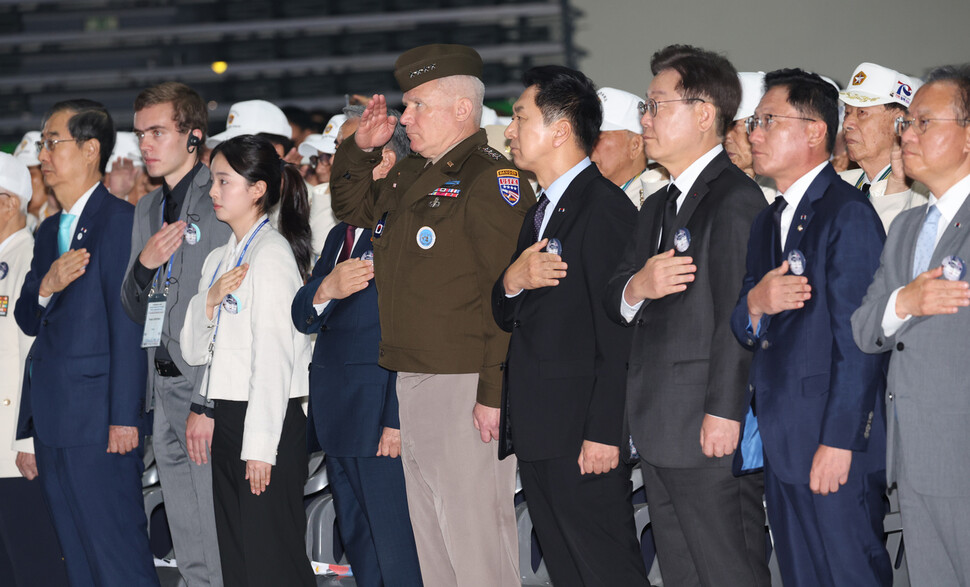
[0,40,968,587]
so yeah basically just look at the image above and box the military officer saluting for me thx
[330,44,532,586]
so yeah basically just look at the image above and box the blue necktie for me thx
[913,205,941,278]
[58,213,76,255]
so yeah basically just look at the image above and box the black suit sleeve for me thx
[583,185,638,446]
[604,192,663,325]
[703,185,765,420]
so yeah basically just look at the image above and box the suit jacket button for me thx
[42,319,49,326]
[1,399,9,406]
[896,342,904,351]
[875,338,883,347]
[513,320,521,328]
[379,349,384,356]
[320,325,328,332]
[888,392,894,400]
[761,340,770,350]
[305,317,313,324]
[636,319,644,326]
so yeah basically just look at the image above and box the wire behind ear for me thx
[187,132,202,153]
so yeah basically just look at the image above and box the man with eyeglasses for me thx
[605,44,769,587]
[121,81,231,587]
[838,62,929,232]
[852,64,970,585]
[15,99,160,586]
[731,69,892,587]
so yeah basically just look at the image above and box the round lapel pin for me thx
[941,255,966,281]
[674,228,691,253]
[787,249,806,276]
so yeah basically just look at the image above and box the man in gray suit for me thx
[121,82,230,586]
[852,64,970,585]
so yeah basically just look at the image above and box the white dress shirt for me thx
[778,161,828,251]
[619,145,723,322]
[881,172,970,336]
[38,182,99,307]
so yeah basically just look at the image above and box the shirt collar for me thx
[66,182,100,217]
[162,162,203,205]
[542,157,592,209]
[782,161,828,211]
[866,164,891,185]
[670,145,723,196]
[928,172,970,223]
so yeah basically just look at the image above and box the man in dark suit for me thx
[730,69,891,587]
[15,100,159,586]
[292,115,422,587]
[604,45,770,587]
[492,65,648,586]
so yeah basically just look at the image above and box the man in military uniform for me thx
[330,44,532,586]
[839,62,929,232]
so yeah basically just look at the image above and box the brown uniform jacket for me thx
[330,129,533,406]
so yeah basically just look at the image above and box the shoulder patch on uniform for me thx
[479,145,505,161]
[497,169,521,206]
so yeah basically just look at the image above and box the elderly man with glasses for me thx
[838,62,929,232]
[852,64,970,586]
[605,44,769,587]
[732,69,892,587]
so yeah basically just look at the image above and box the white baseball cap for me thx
[735,72,766,122]
[13,131,41,167]
[597,87,643,134]
[106,131,145,173]
[206,100,293,148]
[840,62,923,108]
[0,152,33,210]
[298,114,347,159]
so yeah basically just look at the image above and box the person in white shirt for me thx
[0,152,68,586]
[181,134,314,587]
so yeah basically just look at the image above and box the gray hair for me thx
[435,75,485,127]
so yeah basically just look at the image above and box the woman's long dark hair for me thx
[210,135,312,278]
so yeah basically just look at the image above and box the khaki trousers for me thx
[397,372,519,587]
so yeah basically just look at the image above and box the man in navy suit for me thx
[730,70,891,586]
[15,100,158,587]
[292,113,422,587]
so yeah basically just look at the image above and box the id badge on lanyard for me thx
[141,256,174,348]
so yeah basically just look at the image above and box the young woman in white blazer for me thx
[181,134,314,586]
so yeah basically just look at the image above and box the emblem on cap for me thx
[787,249,806,276]
[941,255,966,281]
[416,226,436,250]
[497,169,520,206]
[410,63,437,78]
[852,71,867,85]
[674,228,691,253]
[894,81,914,105]
[0,262,7,280]
[227,113,235,125]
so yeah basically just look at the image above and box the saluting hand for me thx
[206,264,248,320]
[746,260,812,330]
[624,249,696,304]
[355,95,398,151]
[502,239,568,294]
[139,221,187,270]
[314,258,374,304]
[40,249,90,297]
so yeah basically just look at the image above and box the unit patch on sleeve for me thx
[497,169,521,206]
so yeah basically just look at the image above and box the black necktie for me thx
[861,182,871,197]
[773,195,788,252]
[659,184,681,253]
[533,193,550,243]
